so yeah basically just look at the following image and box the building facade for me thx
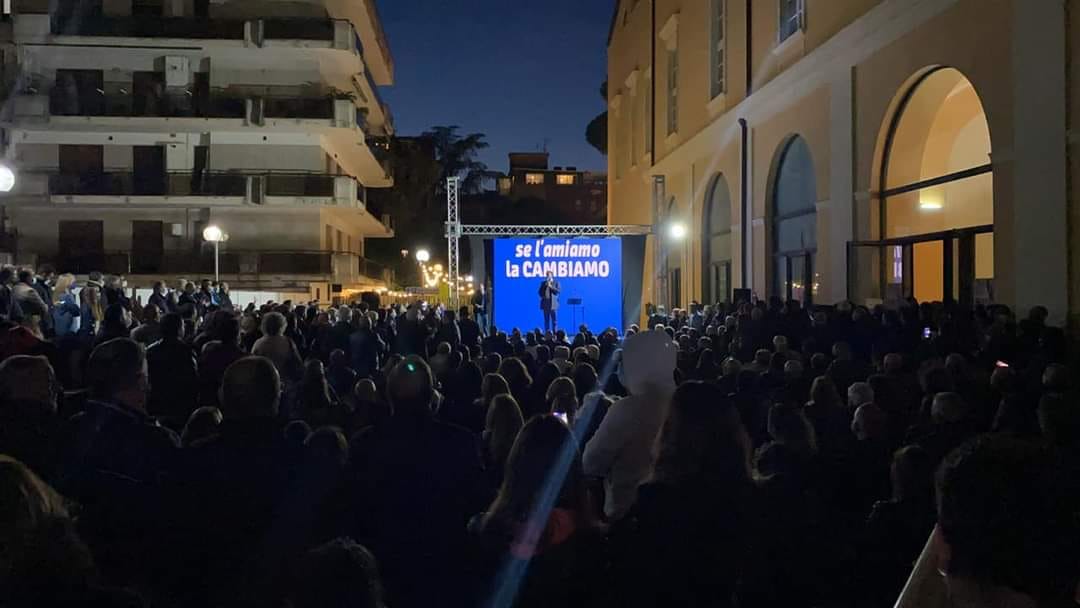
[496,152,607,224]
[608,0,1078,325]
[0,0,397,302]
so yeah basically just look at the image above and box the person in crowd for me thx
[349,313,384,380]
[0,266,22,321]
[482,393,524,488]
[180,406,223,447]
[584,328,677,521]
[148,281,170,315]
[49,273,80,339]
[252,311,303,381]
[216,281,233,312]
[0,455,141,607]
[459,306,482,347]
[130,303,161,346]
[0,355,62,481]
[92,303,131,348]
[146,313,199,426]
[65,337,179,491]
[326,348,358,398]
[857,445,936,607]
[470,415,605,607]
[171,356,300,605]
[847,380,875,413]
[13,269,49,328]
[498,357,536,419]
[934,436,1080,608]
[298,359,339,427]
[349,356,486,607]
[288,538,386,608]
[609,382,753,608]
[196,314,246,408]
[545,375,578,425]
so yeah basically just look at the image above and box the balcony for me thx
[47,172,248,198]
[40,250,390,287]
[51,15,246,39]
[14,8,362,56]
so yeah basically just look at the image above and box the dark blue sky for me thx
[377,0,613,173]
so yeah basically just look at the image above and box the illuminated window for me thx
[556,174,575,186]
[525,173,544,185]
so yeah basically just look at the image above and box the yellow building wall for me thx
[609,0,1077,326]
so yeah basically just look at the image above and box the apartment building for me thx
[0,0,397,302]
[496,152,607,224]
[608,0,1078,325]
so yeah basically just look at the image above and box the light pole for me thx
[202,224,228,282]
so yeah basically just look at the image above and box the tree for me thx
[585,81,608,156]
[423,126,497,195]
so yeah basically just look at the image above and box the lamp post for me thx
[202,224,228,282]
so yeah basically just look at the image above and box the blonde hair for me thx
[80,286,104,323]
[52,274,76,304]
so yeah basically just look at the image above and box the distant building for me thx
[496,152,606,224]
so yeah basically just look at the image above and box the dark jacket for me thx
[60,399,179,495]
[349,415,486,607]
[146,337,199,424]
[459,318,482,347]
[169,417,303,605]
[610,481,751,608]
[349,328,384,378]
[147,291,170,315]
[197,341,247,407]
[539,279,560,311]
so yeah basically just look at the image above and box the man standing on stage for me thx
[472,282,489,337]
[538,271,560,333]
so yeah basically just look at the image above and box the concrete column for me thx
[827,66,855,305]
[1010,0,1067,323]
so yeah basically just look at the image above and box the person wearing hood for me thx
[583,328,677,520]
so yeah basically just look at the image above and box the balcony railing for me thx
[51,15,246,39]
[48,90,246,119]
[265,174,335,197]
[41,250,388,279]
[262,18,334,41]
[44,172,352,200]
[47,172,249,197]
[262,97,334,120]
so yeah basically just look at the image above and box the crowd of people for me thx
[1,263,1079,608]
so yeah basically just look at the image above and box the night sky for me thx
[377,0,613,174]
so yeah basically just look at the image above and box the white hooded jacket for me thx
[583,329,676,520]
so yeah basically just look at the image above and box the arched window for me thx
[702,174,732,304]
[772,136,817,303]
[879,67,993,304]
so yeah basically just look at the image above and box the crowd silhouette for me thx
[2,265,1079,608]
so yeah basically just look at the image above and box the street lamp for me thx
[202,224,228,282]
[668,221,687,240]
[415,249,430,263]
[0,163,16,193]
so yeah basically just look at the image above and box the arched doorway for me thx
[771,135,817,304]
[855,67,993,304]
[702,174,733,304]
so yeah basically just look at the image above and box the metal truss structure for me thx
[444,177,653,309]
